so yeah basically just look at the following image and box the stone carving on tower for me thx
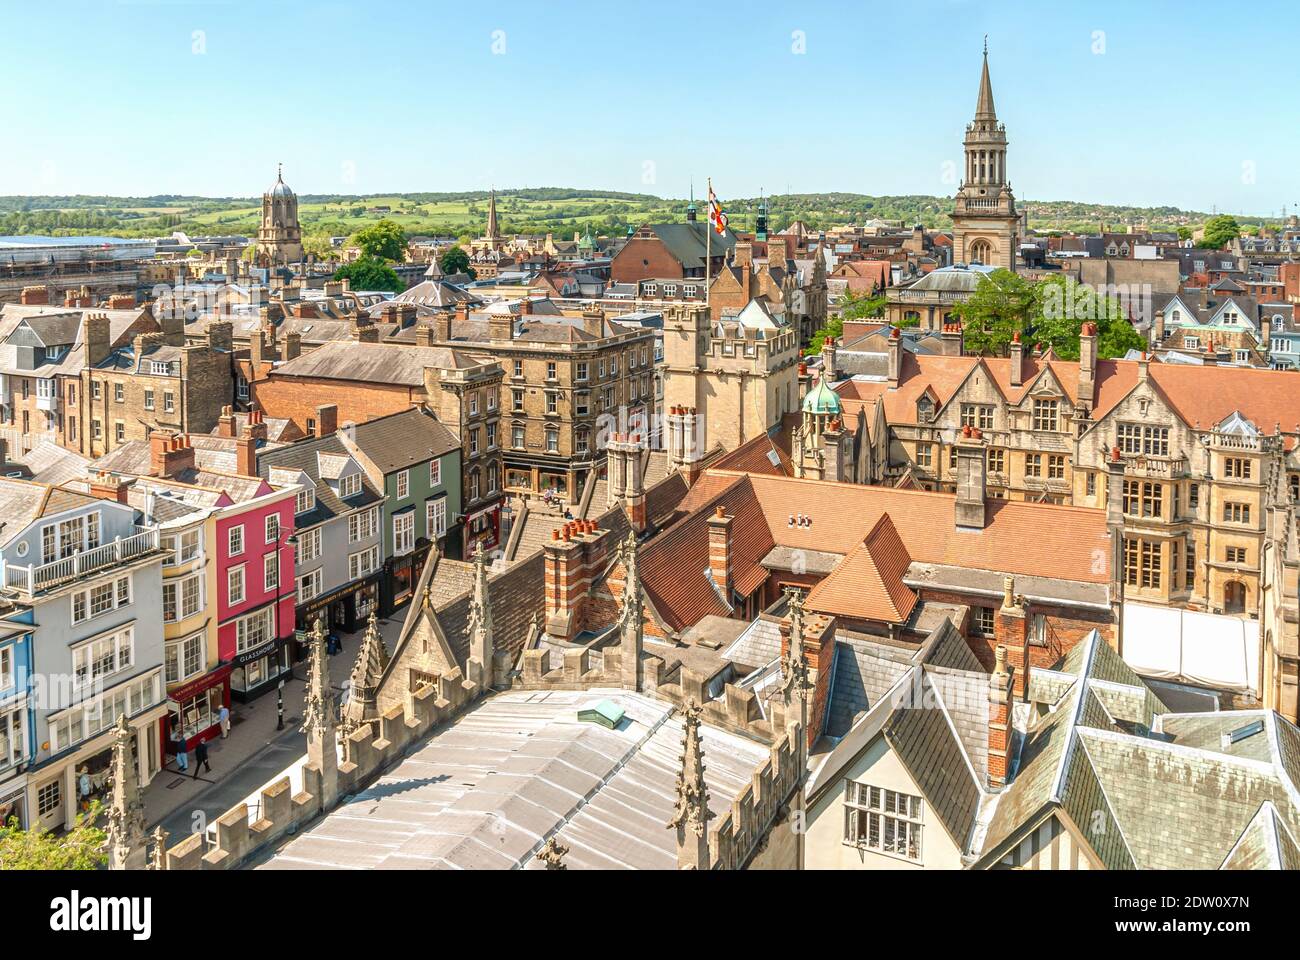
[667,700,714,870]
[780,589,814,748]
[341,613,390,747]
[951,42,1019,271]
[465,542,496,691]
[535,836,570,870]
[255,163,305,268]
[302,618,340,810]
[105,714,148,870]
[618,530,644,691]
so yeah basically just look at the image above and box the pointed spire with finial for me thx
[486,187,500,239]
[302,617,341,809]
[619,530,643,690]
[975,37,997,122]
[106,714,147,869]
[466,542,495,688]
[147,825,169,871]
[342,612,390,741]
[667,700,714,869]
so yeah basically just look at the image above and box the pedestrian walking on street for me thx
[218,703,230,739]
[193,737,212,778]
[172,729,189,772]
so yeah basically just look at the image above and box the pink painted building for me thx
[212,481,298,701]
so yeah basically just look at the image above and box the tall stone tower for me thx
[661,302,800,460]
[256,164,305,267]
[951,44,1019,271]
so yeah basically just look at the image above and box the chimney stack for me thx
[83,313,112,368]
[987,644,1015,789]
[953,425,987,529]
[940,321,964,357]
[235,426,258,477]
[88,471,129,504]
[1009,331,1025,387]
[216,405,237,438]
[1153,309,1166,344]
[150,431,196,479]
[581,304,605,338]
[887,326,902,385]
[821,335,838,383]
[315,404,338,438]
[707,506,733,602]
[1078,322,1097,410]
[543,523,609,642]
[19,285,49,306]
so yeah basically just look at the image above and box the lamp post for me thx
[276,679,285,731]
[273,529,298,683]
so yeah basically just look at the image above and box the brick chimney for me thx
[352,315,379,343]
[779,605,837,747]
[206,320,233,354]
[245,408,269,441]
[1153,309,1166,344]
[315,403,338,438]
[887,326,902,385]
[940,321,964,357]
[283,332,301,361]
[707,506,733,601]
[987,644,1015,789]
[1078,322,1097,410]
[235,426,258,477]
[150,431,196,479]
[1009,331,1025,387]
[88,471,129,504]
[488,309,514,342]
[108,293,136,310]
[768,236,789,265]
[216,405,237,438]
[19,285,49,306]
[995,575,1030,698]
[543,522,610,641]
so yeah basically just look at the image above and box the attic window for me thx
[1222,719,1265,747]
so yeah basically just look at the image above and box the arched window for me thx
[969,239,994,265]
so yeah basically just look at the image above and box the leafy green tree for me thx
[303,235,336,261]
[1197,215,1240,249]
[438,244,475,279]
[0,803,107,870]
[951,269,1035,355]
[807,289,886,354]
[352,218,407,261]
[1176,226,1193,242]
[333,256,402,293]
[1030,275,1144,360]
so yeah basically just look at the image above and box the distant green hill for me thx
[0,190,1278,243]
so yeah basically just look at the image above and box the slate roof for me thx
[974,630,1300,870]
[256,434,382,530]
[346,407,461,474]
[0,478,100,546]
[269,340,487,385]
[649,222,738,270]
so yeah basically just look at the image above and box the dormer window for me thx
[338,473,361,499]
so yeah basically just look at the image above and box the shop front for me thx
[464,502,502,555]
[163,663,232,754]
[229,635,292,702]
[382,542,431,616]
[295,573,381,636]
[0,779,28,830]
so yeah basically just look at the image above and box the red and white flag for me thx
[708,186,728,235]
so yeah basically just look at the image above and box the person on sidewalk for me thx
[193,737,212,779]
[172,729,189,772]
[218,703,230,739]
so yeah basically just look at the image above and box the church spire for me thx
[974,39,997,122]
[486,188,500,239]
[341,612,390,744]
[302,618,340,810]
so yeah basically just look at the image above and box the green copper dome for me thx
[802,380,842,415]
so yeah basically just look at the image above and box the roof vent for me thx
[1222,718,1265,748]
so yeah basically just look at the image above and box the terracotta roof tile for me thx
[806,515,917,623]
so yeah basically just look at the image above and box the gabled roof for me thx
[805,515,916,624]
[344,407,461,474]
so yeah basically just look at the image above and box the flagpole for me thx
[705,176,712,316]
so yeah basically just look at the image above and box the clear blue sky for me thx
[1,0,1295,217]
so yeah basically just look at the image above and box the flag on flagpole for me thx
[708,185,728,235]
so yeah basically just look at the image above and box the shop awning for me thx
[1122,601,1260,695]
